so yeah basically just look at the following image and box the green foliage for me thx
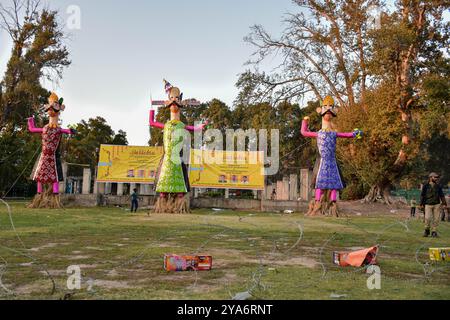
[337,66,450,199]
[336,84,407,198]
[63,117,128,172]
[202,99,232,130]
[0,129,41,197]
[412,57,450,186]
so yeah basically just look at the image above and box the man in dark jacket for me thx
[130,188,139,213]
[420,173,447,237]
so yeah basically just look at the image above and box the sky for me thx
[0,0,299,145]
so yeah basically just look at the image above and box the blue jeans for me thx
[131,200,138,212]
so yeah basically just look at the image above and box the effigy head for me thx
[45,92,66,117]
[163,79,183,113]
[317,95,337,119]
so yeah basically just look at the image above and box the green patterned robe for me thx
[155,120,189,193]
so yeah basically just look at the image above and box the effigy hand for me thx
[353,128,363,139]
[27,116,44,133]
[200,120,209,130]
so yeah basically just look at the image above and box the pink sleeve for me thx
[185,121,208,132]
[337,132,354,138]
[149,110,165,129]
[60,128,73,134]
[301,120,318,138]
[27,118,43,133]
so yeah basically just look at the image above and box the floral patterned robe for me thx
[33,125,64,184]
[155,120,190,193]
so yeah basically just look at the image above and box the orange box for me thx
[164,254,212,271]
[333,246,378,267]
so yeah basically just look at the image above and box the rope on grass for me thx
[0,256,13,296]
[0,188,58,296]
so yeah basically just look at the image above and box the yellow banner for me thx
[189,150,265,190]
[97,145,163,184]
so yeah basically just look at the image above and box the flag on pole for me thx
[164,79,173,95]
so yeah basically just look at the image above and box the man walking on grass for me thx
[420,173,447,238]
[130,188,139,213]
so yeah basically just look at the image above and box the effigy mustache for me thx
[43,102,65,113]
[44,106,61,113]
[166,101,183,108]
[321,110,337,117]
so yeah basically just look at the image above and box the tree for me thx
[0,0,70,132]
[202,99,232,130]
[0,0,70,197]
[336,84,406,201]
[0,128,41,197]
[337,53,450,201]
[414,55,450,186]
[63,117,128,172]
[237,0,382,108]
[112,129,128,146]
[366,0,450,200]
[239,0,450,202]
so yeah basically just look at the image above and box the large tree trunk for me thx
[391,3,426,178]
[363,182,395,205]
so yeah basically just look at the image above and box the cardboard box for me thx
[333,246,378,267]
[164,254,212,271]
[197,255,213,271]
[429,248,450,262]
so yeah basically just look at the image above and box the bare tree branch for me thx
[239,0,382,109]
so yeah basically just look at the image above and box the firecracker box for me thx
[429,248,450,262]
[164,254,212,271]
[197,255,213,271]
[333,246,378,267]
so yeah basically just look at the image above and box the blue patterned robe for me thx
[316,131,344,190]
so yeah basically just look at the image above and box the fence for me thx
[391,189,421,202]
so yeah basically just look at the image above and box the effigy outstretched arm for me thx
[61,128,76,135]
[27,117,44,133]
[185,120,209,132]
[149,110,165,129]
[337,129,363,139]
[301,117,318,138]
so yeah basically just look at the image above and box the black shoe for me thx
[431,231,438,238]
[423,229,430,237]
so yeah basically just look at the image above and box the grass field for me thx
[0,201,449,300]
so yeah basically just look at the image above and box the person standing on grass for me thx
[271,189,277,200]
[410,198,417,218]
[420,173,447,238]
[130,188,139,213]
